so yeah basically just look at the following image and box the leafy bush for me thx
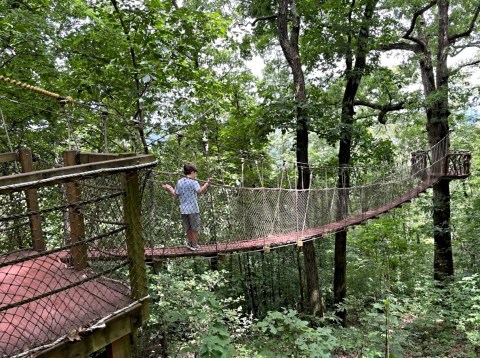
[146,266,250,357]
[338,295,408,357]
[448,275,480,349]
[253,309,337,357]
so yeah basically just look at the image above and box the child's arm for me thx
[162,183,176,197]
[198,178,212,195]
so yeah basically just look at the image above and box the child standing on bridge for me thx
[162,163,211,251]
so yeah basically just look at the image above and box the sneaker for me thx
[186,242,197,251]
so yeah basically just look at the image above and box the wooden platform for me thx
[0,150,155,356]
[0,251,136,356]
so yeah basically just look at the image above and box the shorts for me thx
[181,213,201,232]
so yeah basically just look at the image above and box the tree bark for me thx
[431,0,453,280]
[277,0,322,317]
[334,0,377,326]
[417,1,453,280]
[303,241,323,316]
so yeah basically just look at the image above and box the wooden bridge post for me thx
[121,155,149,321]
[63,150,88,271]
[18,148,45,251]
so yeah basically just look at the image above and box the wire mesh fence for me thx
[0,152,154,356]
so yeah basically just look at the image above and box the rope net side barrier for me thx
[144,135,471,256]
[0,157,153,356]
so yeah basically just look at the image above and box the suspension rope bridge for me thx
[137,135,470,259]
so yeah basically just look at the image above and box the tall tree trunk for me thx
[417,1,453,281]
[431,0,453,281]
[303,241,323,316]
[334,102,353,327]
[381,0,480,282]
[334,0,377,326]
[277,0,322,317]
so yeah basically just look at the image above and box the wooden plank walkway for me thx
[145,178,437,259]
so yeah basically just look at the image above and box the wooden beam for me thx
[35,303,143,358]
[0,152,17,164]
[18,148,45,251]
[0,155,157,194]
[78,153,120,164]
[106,334,131,358]
[64,151,88,271]
[122,166,149,321]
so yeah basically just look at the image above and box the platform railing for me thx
[0,149,156,356]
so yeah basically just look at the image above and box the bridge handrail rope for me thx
[0,75,84,151]
[0,75,74,106]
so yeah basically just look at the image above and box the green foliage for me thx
[447,275,480,348]
[199,321,235,358]
[147,266,249,356]
[253,309,337,357]
[0,1,479,357]
[337,278,480,357]
[347,204,432,300]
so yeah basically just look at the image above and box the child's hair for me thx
[183,163,197,175]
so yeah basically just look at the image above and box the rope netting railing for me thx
[144,167,417,254]
[143,134,470,255]
[0,153,154,356]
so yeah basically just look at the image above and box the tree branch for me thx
[450,58,480,78]
[449,2,480,43]
[380,42,421,53]
[110,0,149,154]
[354,99,406,124]
[403,1,437,40]
[70,50,110,64]
[0,54,18,69]
[252,14,278,27]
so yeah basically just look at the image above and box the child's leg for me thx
[187,228,197,245]
[189,213,201,246]
[188,229,199,245]
[182,215,194,244]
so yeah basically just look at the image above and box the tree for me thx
[382,0,480,281]
[248,0,324,317]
